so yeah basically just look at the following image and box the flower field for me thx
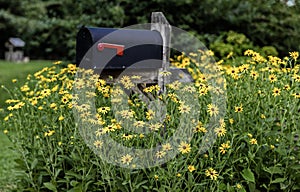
[1,50,300,191]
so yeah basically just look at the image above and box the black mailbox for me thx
[76,27,163,71]
[75,12,193,88]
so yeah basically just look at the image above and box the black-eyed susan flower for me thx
[93,140,103,148]
[178,141,191,154]
[131,75,141,80]
[178,103,191,114]
[50,103,57,110]
[5,99,20,104]
[97,106,110,114]
[154,175,159,181]
[121,154,133,165]
[244,49,254,56]
[120,75,131,85]
[162,143,172,151]
[291,92,300,98]
[40,89,51,98]
[53,61,62,65]
[148,123,162,131]
[292,74,300,82]
[272,87,281,97]
[268,74,277,83]
[104,124,116,132]
[167,80,181,90]
[207,104,219,117]
[188,165,196,172]
[289,51,299,60]
[122,133,133,140]
[198,73,207,82]
[146,110,155,120]
[252,52,266,62]
[284,84,291,90]
[119,110,135,119]
[182,57,190,67]
[226,51,233,59]
[58,115,64,121]
[205,50,214,56]
[95,128,107,136]
[44,130,55,137]
[155,150,166,159]
[159,70,172,76]
[199,87,208,96]
[234,105,243,113]
[194,123,207,133]
[227,67,239,77]
[183,85,196,93]
[134,121,146,128]
[212,86,224,95]
[219,118,226,128]
[205,168,219,180]
[239,64,250,72]
[250,70,259,80]
[139,133,144,139]
[219,141,230,154]
[67,64,77,74]
[250,138,257,145]
[214,127,226,137]
[60,94,70,104]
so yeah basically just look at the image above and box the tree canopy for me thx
[1,0,299,60]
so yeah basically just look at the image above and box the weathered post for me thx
[151,12,171,93]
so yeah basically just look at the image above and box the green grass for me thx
[0,60,54,191]
[0,60,53,108]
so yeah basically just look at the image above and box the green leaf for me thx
[31,158,38,170]
[70,180,79,187]
[135,180,148,189]
[67,186,82,192]
[271,177,286,184]
[219,182,227,190]
[241,168,255,183]
[43,182,57,192]
[290,165,300,170]
[263,166,283,174]
[226,183,235,192]
[142,185,149,190]
[65,171,82,180]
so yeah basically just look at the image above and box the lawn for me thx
[0,60,53,108]
[0,60,53,191]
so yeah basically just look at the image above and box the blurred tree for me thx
[0,0,126,60]
[0,0,299,60]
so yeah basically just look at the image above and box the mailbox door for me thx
[76,27,163,70]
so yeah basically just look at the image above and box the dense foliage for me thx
[2,50,299,191]
[1,0,300,60]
